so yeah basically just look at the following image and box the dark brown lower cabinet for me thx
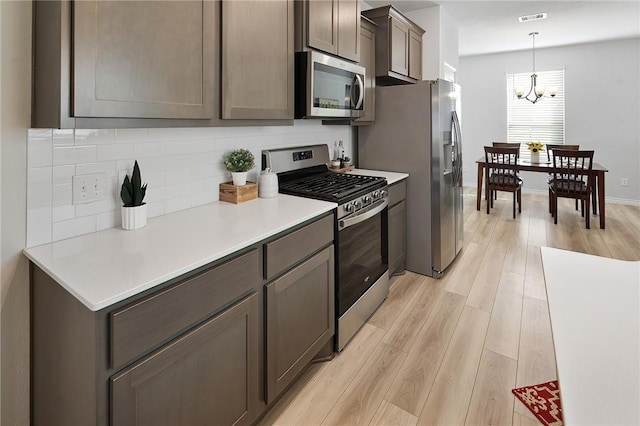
[265,246,335,403]
[388,199,406,276]
[388,180,407,276]
[111,292,259,426]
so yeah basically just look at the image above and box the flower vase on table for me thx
[527,141,544,163]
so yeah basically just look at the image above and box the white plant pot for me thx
[231,171,249,186]
[121,204,147,230]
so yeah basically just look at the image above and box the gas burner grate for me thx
[279,172,386,202]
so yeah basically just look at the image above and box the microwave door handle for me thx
[354,74,364,109]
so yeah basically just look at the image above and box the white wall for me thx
[26,123,354,246]
[1,1,31,425]
[406,6,459,81]
[458,37,640,203]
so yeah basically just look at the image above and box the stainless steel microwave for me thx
[295,51,365,119]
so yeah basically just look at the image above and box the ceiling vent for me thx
[518,12,547,23]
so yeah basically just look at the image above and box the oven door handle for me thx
[339,198,388,230]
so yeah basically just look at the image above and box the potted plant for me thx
[120,160,148,230]
[224,148,255,186]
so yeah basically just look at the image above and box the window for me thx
[506,69,565,160]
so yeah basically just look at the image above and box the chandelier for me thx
[515,32,557,104]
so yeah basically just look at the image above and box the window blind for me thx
[506,69,565,160]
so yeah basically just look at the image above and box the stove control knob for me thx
[344,203,355,212]
[362,195,372,204]
[380,190,388,199]
[353,200,362,210]
[372,190,380,200]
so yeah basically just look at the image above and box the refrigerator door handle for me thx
[452,111,463,186]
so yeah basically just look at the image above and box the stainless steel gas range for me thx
[262,145,389,351]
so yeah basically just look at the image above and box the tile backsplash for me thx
[27,121,354,247]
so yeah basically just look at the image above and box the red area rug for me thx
[512,380,564,426]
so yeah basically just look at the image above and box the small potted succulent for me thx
[120,160,148,230]
[224,148,255,186]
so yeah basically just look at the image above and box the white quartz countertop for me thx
[348,169,408,185]
[541,247,640,425]
[23,195,336,311]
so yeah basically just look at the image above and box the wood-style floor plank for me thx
[260,193,640,426]
[368,273,423,331]
[382,276,441,353]
[514,296,557,421]
[484,271,525,360]
[369,401,418,426]
[321,343,407,426]
[385,291,466,416]
[465,349,518,426]
[416,306,491,426]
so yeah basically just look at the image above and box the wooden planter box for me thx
[219,181,257,204]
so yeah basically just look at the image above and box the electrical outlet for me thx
[621,177,629,187]
[73,173,106,204]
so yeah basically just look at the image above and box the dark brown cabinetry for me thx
[388,179,407,276]
[31,213,335,426]
[111,293,259,426]
[362,5,425,84]
[32,0,293,128]
[353,17,377,125]
[263,214,334,402]
[32,247,262,426]
[295,0,360,62]
[265,246,334,403]
[221,0,294,119]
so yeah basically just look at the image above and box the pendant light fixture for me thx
[515,32,557,104]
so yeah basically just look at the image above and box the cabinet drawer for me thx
[110,248,260,370]
[265,214,333,280]
[388,180,407,206]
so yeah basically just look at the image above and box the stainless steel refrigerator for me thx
[358,79,463,278]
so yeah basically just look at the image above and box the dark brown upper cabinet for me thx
[362,5,425,85]
[32,0,293,128]
[295,0,361,63]
[352,17,377,125]
[221,0,294,119]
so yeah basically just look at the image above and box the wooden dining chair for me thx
[546,144,581,213]
[549,149,595,228]
[484,146,522,218]
[490,142,521,199]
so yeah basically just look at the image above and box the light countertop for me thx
[24,195,336,311]
[541,247,640,425]
[348,169,408,185]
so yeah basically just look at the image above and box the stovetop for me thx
[278,171,387,203]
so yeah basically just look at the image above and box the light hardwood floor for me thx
[259,191,640,426]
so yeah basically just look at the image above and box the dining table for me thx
[475,156,609,229]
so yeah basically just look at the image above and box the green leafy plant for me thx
[120,160,147,207]
[224,149,255,173]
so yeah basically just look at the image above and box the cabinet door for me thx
[222,0,294,119]
[389,200,406,276]
[73,1,215,119]
[307,0,338,55]
[389,17,409,76]
[354,19,375,124]
[266,246,335,403]
[337,0,360,62]
[409,28,423,80]
[111,293,259,426]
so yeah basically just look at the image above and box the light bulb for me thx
[534,85,545,97]
[515,87,525,98]
[548,87,558,97]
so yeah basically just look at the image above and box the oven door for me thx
[336,198,389,317]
